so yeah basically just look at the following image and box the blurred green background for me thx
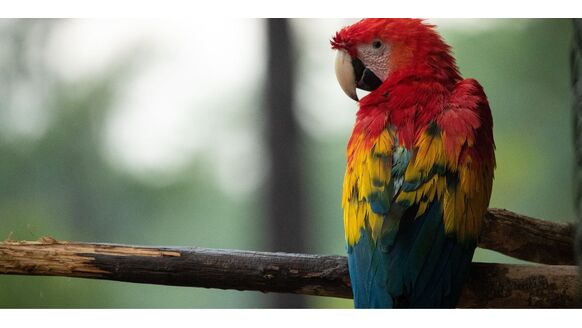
[0,18,575,308]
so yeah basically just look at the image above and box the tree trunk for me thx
[264,18,307,308]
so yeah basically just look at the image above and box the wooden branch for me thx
[461,263,578,308]
[0,239,579,308]
[0,208,577,307]
[480,209,575,265]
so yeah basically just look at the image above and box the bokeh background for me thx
[0,18,575,308]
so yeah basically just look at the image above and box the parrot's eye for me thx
[372,40,383,49]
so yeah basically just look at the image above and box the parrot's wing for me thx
[437,78,495,239]
[343,124,399,307]
[389,78,495,307]
[343,128,395,247]
[347,79,494,308]
[396,78,495,240]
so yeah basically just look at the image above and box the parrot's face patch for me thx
[356,39,390,82]
[333,40,387,102]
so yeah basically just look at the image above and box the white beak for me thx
[334,50,358,101]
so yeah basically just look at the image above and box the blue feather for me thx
[347,201,476,308]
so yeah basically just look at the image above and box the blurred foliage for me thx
[0,19,264,308]
[0,19,575,308]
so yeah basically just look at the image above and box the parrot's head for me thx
[331,18,457,101]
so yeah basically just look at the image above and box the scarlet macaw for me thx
[332,19,495,308]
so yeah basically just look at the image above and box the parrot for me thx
[331,18,496,308]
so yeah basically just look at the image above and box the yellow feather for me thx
[344,122,493,244]
[342,129,394,246]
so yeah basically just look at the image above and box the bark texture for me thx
[480,209,575,265]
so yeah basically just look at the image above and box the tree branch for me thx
[480,208,575,265]
[0,238,579,308]
[0,208,577,308]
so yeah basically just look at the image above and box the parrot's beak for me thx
[335,50,383,102]
[335,50,358,101]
